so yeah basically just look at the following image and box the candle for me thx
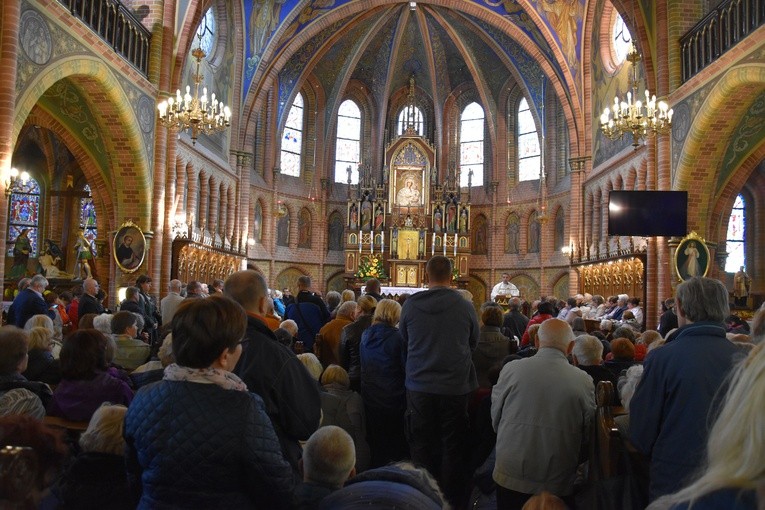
[431,233,435,255]
[443,233,447,256]
[381,230,385,254]
[454,233,458,256]
[359,230,362,254]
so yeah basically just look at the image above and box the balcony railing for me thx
[680,0,765,82]
[57,0,151,76]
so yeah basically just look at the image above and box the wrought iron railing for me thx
[56,0,151,76]
[680,0,765,82]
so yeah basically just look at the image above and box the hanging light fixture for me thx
[600,44,673,147]
[157,19,231,145]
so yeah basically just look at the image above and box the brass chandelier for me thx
[600,44,673,147]
[157,32,231,145]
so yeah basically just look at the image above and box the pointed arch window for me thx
[6,174,41,257]
[518,98,541,182]
[335,100,361,184]
[460,102,484,187]
[80,184,98,256]
[398,105,424,136]
[725,194,746,272]
[280,92,304,177]
[612,13,632,66]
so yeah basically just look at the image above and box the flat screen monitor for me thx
[608,191,688,237]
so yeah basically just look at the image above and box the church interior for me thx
[2,0,763,327]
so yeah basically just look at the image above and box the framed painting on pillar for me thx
[113,220,146,273]
[674,231,710,282]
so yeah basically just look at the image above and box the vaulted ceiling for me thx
[262,2,573,137]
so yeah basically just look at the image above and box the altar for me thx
[343,123,472,288]
[380,285,428,299]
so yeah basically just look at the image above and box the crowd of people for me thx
[0,261,764,509]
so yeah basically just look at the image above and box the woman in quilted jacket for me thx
[124,295,297,509]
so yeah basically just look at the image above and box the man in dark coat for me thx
[12,274,55,327]
[78,278,105,317]
[630,277,740,502]
[296,276,330,322]
[502,297,529,341]
[225,270,321,474]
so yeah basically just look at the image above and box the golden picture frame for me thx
[113,220,146,273]
[674,231,710,282]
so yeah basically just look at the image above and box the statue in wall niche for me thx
[459,207,468,234]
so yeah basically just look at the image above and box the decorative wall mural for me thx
[298,207,311,248]
[327,211,344,251]
[528,213,540,253]
[20,9,52,65]
[277,212,290,247]
[505,213,520,254]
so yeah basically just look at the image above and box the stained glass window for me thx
[7,175,41,257]
[612,13,632,66]
[725,194,745,273]
[280,93,304,177]
[335,100,361,184]
[79,184,98,257]
[397,105,424,136]
[518,98,541,182]
[460,102,484,187]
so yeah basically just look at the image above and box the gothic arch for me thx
[14,57,151,224]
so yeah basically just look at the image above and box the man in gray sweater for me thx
[399,255,479,507]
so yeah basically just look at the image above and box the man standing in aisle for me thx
[399,255,479,507]
[630,277,739,501]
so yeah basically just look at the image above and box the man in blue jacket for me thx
[13,274,55,327]
[399,255,479,507]
[630,276,739,501]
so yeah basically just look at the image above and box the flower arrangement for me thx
[356,256,387,280]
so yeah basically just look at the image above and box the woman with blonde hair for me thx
[22,326,61,385]
[650,345,765,509]
[55,404,134,509]
[360,298,408,467]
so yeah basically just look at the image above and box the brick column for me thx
[207,176,219,238]
[236,153,251,252]
[150,0,176,298]
[226,185,236,245]
[198,172,209,231]
[218,182,228,243]
[160,157,176,297]
[186,165,198,227]
[0,0,21,286]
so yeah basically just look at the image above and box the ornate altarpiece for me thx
[344,132,472,288]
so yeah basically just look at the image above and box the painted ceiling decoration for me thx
[243,0,584,135]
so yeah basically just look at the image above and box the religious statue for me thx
[374,204,384,231]
[418,229,425,257]
[349,203,358,230]
[8,229,32,279]
[396,179,420,207]
[459,207,468,234]
[392,226,398,257]
[433,206,442,233]
[39,239,73,279]
[446,201,457,233]
[360,199,372,230]
[733,266,750,307]
[73,230,93,280]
